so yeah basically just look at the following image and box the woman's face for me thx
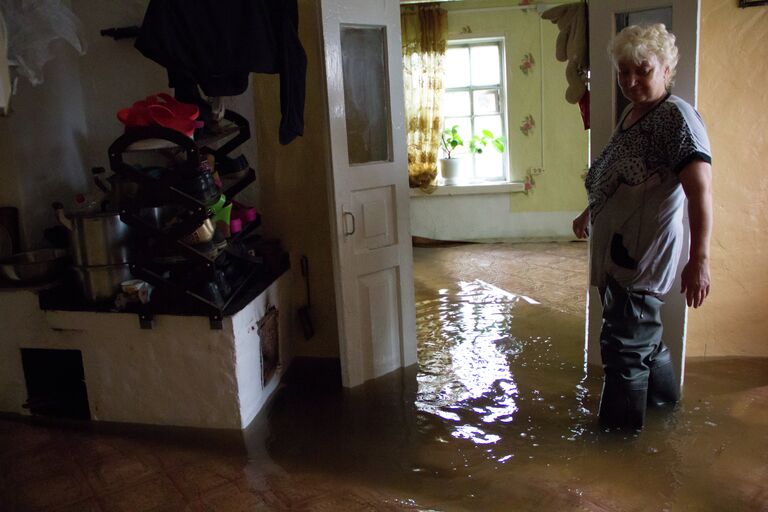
[617,55,670,107]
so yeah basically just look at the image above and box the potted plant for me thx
[439,125,464,185]
[439,125,506,185]
[469,129,506,156]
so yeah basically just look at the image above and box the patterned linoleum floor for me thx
[413,241,589,317]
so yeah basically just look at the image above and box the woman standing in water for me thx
[573,24,713,430]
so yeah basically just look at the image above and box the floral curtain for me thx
[401,4,447,189]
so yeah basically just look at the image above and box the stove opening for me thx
[21,348,91,420]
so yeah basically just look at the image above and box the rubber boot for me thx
[598,379,648,430]
[647,343,680,407]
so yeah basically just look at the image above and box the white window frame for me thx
[443,37,509,184]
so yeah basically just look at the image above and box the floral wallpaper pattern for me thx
[520,114,535,136]
[519,53,535,75]
[524,167,544,193]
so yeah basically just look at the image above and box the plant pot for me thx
[440,158,462,186]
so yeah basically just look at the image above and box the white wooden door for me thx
[319,0,417,388]
[587,0,701,390]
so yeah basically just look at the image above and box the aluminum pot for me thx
[0,249,68,284]
[181,218,215,245]
[54,205,134,266]
[72,264,133,303]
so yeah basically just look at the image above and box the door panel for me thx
[321,0,417,387]
[359,268,400,377]
[352,186,397,253]
[587,0,700,391]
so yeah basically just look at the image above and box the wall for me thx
[687,0,768,357]
[410,2,589,242]
[251,0,339,358]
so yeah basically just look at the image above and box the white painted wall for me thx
[0,273,291,429]
[410,191,583,241]
[232,273,294,428]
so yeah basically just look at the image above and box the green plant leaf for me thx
[482,129,494,138]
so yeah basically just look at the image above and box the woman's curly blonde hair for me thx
[609,23,679,87]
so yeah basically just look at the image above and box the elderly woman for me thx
[573,24,713,430]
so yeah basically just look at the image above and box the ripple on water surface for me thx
[264,278,768,512]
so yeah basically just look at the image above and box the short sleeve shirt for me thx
[585,94,711,296]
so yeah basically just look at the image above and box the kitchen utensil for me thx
[53,203,134,266]
[297,255,314,340]
[0,249,69,284]
[181,218,215,245]
[72,264,133,303]
[92,167,138,212]
[137,205,185,230]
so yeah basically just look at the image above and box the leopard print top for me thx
[585,94,711,295]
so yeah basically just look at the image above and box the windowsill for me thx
[410,181,526,197]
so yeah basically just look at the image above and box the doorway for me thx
[406,1,592,383]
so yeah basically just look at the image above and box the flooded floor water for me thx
[2,242,767,511]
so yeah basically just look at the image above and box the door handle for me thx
[343,210,356,236]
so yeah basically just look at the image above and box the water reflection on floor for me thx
[265,244,768,511]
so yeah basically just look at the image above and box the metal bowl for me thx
[0,249,69,284]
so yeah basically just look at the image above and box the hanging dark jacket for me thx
[135,0,306,144]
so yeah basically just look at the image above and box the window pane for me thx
[443,91,471,117]
[445,47,470,88]
[470,45,501,86]
[474,151,504,179]
[340,26,391,164]
[474,115,503,141]
[443,117,472,158]
[473,115,504,179]
[473,89,500,115]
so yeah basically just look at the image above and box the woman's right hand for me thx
[572,207,590,239]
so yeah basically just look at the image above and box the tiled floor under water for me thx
[2,242,767,511]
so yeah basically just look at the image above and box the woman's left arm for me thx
[679,160,713,308]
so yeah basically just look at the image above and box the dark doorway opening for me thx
[21,348,91,420]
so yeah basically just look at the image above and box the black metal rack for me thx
[106,111,266,329]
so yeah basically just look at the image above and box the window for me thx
[443,39,507,183]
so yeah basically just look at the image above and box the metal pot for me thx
[93,172,139,212]
[0,249,69,284]
[72,264,133,303]
[181,219,215,245]
[54,204,134,266]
